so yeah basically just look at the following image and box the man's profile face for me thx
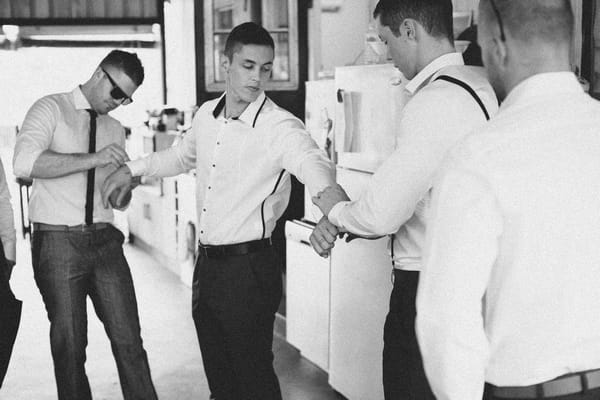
[223,44,274,104]
[375,16,417,79]
[94,66,139,115]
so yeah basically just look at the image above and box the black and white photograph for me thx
[1,1,599,399]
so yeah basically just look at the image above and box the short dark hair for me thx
[482,0,573,44]
[99,50,144,86]
[224,22,275,60]
[373,0,454,43]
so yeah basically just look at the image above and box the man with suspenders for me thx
[310,0,497,398]
[101,23,335,400]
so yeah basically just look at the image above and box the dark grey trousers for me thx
[32,225,157,400]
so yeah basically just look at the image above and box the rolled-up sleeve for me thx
[272,118,335,197]
[0,158,16,262]
[14,97,57,178]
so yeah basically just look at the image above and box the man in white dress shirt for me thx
[101,23,335,400]
[416,1,600,399]
[310,0,498,398]
[14,50,157,400]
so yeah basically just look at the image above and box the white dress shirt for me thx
[328,53,498,270]
[14,87,125,225]
[127,91,335,245]
[0,158,16,262]
[416,72,600,400]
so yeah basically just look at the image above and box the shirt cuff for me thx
[328,201,351,227]
[125,159,147,177]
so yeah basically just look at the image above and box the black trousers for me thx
[0,245,21,388]
[32,226,157,400]
[383,269,436,400]
[192,245,283,400]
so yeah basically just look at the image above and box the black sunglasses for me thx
[101,68,133,105]
[489,0,506,42]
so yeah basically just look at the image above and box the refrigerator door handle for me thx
[335,88,354,153]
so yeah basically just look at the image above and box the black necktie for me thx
[85,110,97,226]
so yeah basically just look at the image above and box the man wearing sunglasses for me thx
[13,50,158,400]
[416,1,600,399]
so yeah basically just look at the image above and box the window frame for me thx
[202,0,299,92]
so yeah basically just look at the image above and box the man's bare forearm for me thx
[30,150,97,178]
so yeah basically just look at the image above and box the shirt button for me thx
[208,186,211,190]
[217,142,220,145]
[203,208,206,212]
[200,230,204,234]
[212,164,215,168]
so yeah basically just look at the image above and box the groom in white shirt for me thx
[416,1,600,399]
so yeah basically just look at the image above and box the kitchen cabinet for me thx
[128,177,178,271]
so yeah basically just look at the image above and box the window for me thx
[203,0,299,91]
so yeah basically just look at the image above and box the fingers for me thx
[97,144,129,168]
[309,217,339,258]
[115,187,131,207]
[318,220,338,244]
[101,180,117,208]
[309,232,331,258]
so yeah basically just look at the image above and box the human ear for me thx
[221,56,231,73]
[401,19,418,41]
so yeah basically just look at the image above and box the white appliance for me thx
[328,168,392,400]
[285,219,330,371]
[334,63,407,173]
[327,64,407,400]
[286,65,407,398]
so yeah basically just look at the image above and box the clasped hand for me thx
[309,184,351,258]
[101,166,134,209]
[311,184,350,216]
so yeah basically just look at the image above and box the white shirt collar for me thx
[500,72,583,112]
[72,86,92,110]
[405,52,465,94]
[213,91,268,127]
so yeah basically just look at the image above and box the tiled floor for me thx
[1,237,344,400]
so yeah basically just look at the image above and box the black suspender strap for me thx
[434,75,491,121]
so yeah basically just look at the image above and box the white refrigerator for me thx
[328,64,408,400]
[286,65,409,399]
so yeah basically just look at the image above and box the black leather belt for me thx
[33,222,111,233]
[198,238,272,258]
[488,369,600,399]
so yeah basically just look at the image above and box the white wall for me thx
[163,0,197,109]
[318,0,372,73]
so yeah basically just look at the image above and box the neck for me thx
[416,38,456,73]
[224,87,251,119]
[503,44,572,98]
[80,81,95,110]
